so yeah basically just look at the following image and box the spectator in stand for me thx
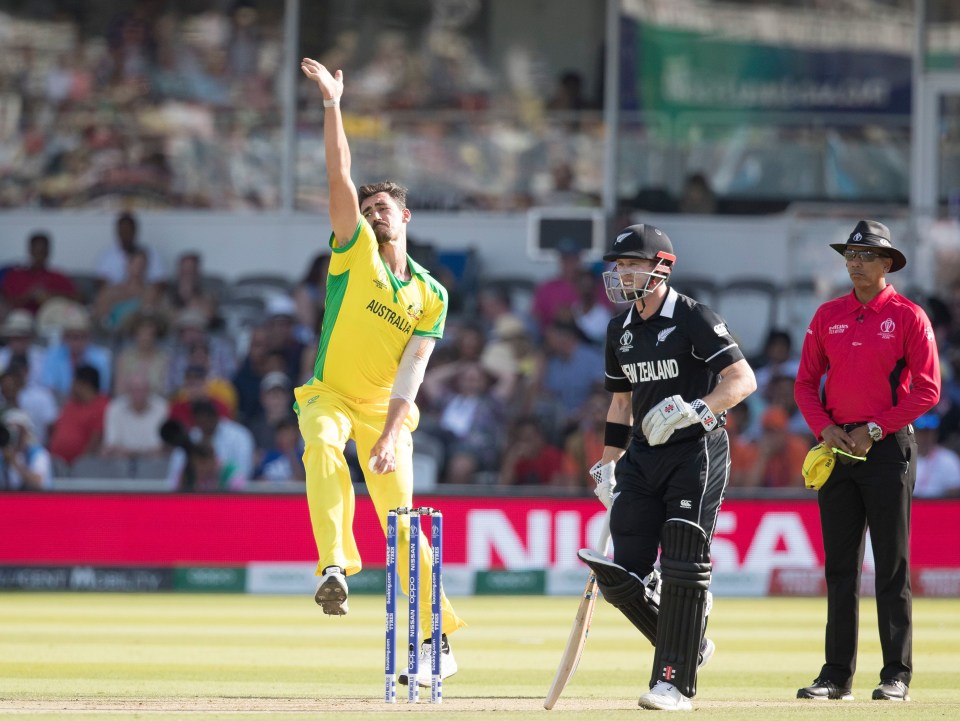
[0,231,78,315]
[166,307,236,395]
[763,373,809,437]
[0,409,52,490]
[231,327,288,424]
[293,253,330,344]
[913,412,960,498]
[163,251,219,327]
[431,318,486,367]
[0,310,47,387]
[725,402,759,487]
[750,328,800,396]
[528,318,604,435]
[38,304,112,403]
[263,294,307,383]
[740,406,811,489]
[247,370,295,453]
[560,384,609,490]
[92,247,163,333]
[95,212,166,287]
[537,162,597,207]
[174,440,227,492]
[168,364,233,427]
[0,359,57,446]
[48,364,109,467]
[420,360,504,484]
[254,415,306,483]
[677,173,717,215]
[0,366,23,417]
[101,372,169,461]
[113,311,170,397]
[165,399,254,490]
[478,314,538,411]
[531,238,609,335]
[546,69,594,111]
[499,415,568,486]
[477,283,529,338]
[567,267,613,345]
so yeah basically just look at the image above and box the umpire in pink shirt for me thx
[794,220,940,702]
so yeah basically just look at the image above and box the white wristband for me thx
[323,97,339,108]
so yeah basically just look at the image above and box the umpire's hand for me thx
[821,424,872,458]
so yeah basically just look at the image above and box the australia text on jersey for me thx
[365,299,413,334]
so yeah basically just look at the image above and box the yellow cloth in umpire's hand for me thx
[801,443,836,490]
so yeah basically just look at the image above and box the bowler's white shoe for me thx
[398,635,457,687]
[639,681,692,711]
[314,566,348,616]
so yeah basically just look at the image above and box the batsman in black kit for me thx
[578,224,756,711]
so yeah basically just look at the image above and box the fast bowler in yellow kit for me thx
[298,56,465,685]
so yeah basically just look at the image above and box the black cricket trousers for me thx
[817,425,916,688]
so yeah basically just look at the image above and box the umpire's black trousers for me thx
[817,425,916,688]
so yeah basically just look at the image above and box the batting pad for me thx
[577,549,657,645]
[650,519,711,698]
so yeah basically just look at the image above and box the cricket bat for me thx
[543,512,612,710]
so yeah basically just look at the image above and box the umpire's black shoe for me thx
[872,679,910,701]
[797,678,853,700]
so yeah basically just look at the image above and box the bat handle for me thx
[596,507,612,555]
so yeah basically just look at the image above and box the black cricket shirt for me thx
[604,287,745,447]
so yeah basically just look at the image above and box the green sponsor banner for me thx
[174,567,246,593]
[633,25,911,119]
[346,569,386,595]
[474,570,546,596]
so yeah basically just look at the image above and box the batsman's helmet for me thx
[602,224,676,304]
[801,443,836,490]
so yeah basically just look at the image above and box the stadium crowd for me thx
[0,1,609,213]
[2,214,960,497]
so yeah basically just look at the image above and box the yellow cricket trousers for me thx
[295,378,466,636]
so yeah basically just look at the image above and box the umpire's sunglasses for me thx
[843,249,889,263]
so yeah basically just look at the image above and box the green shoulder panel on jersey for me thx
[312,269,350,381]
[329,221,362,253]
[413,274,448,339]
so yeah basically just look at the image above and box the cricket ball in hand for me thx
[368,456,378,472]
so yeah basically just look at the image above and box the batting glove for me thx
[588,460,617,509]
[641,396,718,446]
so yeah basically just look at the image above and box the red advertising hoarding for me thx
[2,493,958,576]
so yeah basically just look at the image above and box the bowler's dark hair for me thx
[358,181,408,211]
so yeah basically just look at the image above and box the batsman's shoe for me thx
[796,678,853,701]
[398,634,457,687]
[314,566,348,616]
[638,681,692,711]
[698,637,715,668]
[872,679,910,701]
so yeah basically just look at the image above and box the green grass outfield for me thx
[1,593,959,720]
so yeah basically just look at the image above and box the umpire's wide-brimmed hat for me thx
[603,223,675,262]
[829,220,906,273]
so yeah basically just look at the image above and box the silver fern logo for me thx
[656,326,676,346]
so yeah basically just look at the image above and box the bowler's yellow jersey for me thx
[311,219,447,402]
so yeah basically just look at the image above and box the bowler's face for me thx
[360,192,409,244]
